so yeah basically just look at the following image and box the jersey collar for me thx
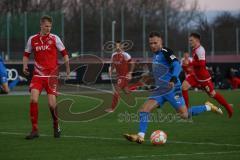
[155,47,166,54]
[38,32,50,38]
[193,45,201,51]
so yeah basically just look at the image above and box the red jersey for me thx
[24,33,68,77]
[181,57,193,75]
[111,51,131,77]
[192,45,211,82]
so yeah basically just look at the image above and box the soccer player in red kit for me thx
[23,15,70,139]
[105,41,134,112]
[181,52,193,78]
[182,33,233,117]
[228,68,240,89]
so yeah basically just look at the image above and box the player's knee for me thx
[48,101,56,108]
[139,106,152,112]
[179,114,188,119]
[30,97,38,103]
[139,108,149,112]
[179,112,188,119]
[177,107,188,119]
[2,85,10,93]
[209,90,216,97]
[1,89,9,94]
[139,105,157,112]
[2,88,9,93]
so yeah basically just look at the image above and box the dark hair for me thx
[40,15,53,23]
[115,40,121,43]
[190,32,201,40]
[149,31,162,38]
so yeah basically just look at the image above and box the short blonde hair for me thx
[40,15,53,23]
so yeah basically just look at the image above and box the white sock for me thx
[205,104,211,111]
[138,132,145,138]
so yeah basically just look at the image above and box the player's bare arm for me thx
[23,56,30,76]
[108,64,116,77]
[63,55,70,79]
[127,61,135,80]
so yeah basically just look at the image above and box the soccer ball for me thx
[150,130,167,145]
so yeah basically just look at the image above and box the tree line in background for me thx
[0,0,239,56]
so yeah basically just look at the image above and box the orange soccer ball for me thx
[150,130,167,145]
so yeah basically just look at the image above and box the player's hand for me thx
[169,76,177,88]
[66,68,70,80]
[108,67,112,77]
[127,72,132,80]
[23,65,30,76]
[169,82,175,88]
[108,71,112,77]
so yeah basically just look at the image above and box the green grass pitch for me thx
[0,90,240,160]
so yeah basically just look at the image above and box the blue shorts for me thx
[0,63,8,84]
[148,85,185,110]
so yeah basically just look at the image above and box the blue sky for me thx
[186,0,240,11]
[186,0,240,22]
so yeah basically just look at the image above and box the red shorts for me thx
[117,77,129,89]
[186,74,214,94]
[29,76,58,95]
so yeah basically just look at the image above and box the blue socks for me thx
[139,112,149,136]
[188,105,207,116]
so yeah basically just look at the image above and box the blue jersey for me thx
[0,56,7,84]
[152,47,181,88]
[149,47,185,109]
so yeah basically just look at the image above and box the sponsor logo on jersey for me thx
[36,45,50,52]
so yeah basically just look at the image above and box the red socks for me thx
[182,90,189,108]
[30,102,59,132]
[30,102,38,132]
[213,92,233,118]
[111,92,120,110]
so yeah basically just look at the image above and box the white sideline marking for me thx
[1,131,240,147]
[88,150,240,160]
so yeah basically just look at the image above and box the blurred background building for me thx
[0,0,239,89]
[0,0,239,60]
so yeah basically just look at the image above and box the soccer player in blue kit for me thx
[0,56,20,94]
[123,31,223,144]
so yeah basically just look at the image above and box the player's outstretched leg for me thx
[123,99,158,144]
[182,80,191,108]
[105,91,120,113]
[187,101,223,117]
[182,89,189,108]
